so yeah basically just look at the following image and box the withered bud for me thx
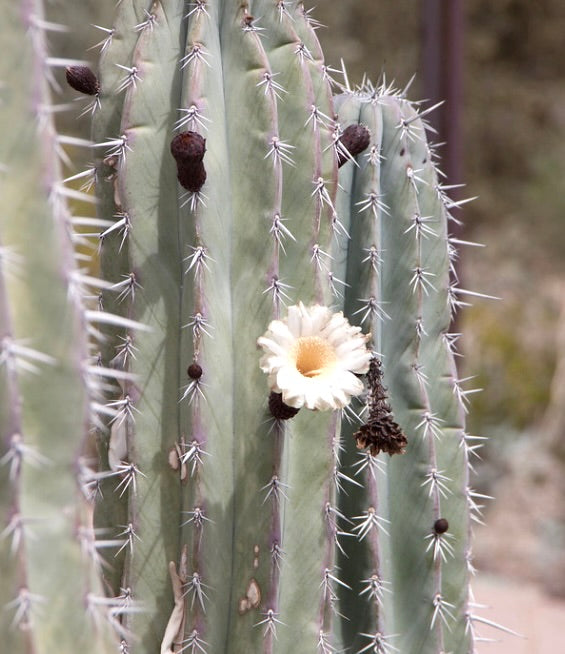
[65,66,100,96]
[187,362,203,380]
[176,161,207,193]
[268,392,300,421]
[170,132,206,192]
[170,131,206,163]
[353,357,407,457]
[433,518,449,535]
[337,123,371,167]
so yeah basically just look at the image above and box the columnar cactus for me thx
[1,1,487,653]
[0,0,125,651]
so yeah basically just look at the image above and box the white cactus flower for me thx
[257,302,372,411]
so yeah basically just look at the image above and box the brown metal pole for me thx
[421,0,465,331]
[444,0,464,206]
[421,0,464,220]
[421,0,443,133]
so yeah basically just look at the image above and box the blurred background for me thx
[50,0,565,650]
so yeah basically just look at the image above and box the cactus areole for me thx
[0,1,483,654]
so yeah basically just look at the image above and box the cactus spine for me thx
[1,1,485,653]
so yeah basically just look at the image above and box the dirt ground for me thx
[463,426,565,652]
[473,574,565,653]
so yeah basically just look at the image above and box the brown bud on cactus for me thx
[65,65,100,96]
[176,162,207,193]
[187,362,203,380]
[337,123,371,167]
[170,131,207,192]
[433,518,449,534]
[170,131,206,162]
[268,392,300,421]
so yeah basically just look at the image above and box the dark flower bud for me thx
[176,161,207,193]
[337,124,371,167]
[65,66,100,96]
[187,362,203,380]
[170,132,207,192]
[433,518,449,534]
[170,132,206,163]
[268,392,300,421]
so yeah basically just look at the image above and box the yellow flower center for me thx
[293,336,337,378]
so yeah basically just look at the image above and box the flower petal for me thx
[286,304,302,337]
[337,348,372,374]
[266,319,295,348]
[257,336,289,359]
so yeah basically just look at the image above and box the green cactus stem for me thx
[1,1,488,653]
[84,2,478,652]
[0,1,122,652]
[331,88,476,653]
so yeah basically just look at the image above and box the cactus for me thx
[0,1,125,652]
[1,1,487,653]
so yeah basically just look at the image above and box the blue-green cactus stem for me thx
[250,4,343,651]
[211,7,285,650]
[0,0,122,652]
[331,86,474,654]
[0,239,31,654]
[90,0,147,600]
[91,1,346,651]
[85,2,478,654]
[332,89,391,650]
[104,0,187,646]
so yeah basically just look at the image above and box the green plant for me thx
[0,1,122,651]
[1,1,484,653]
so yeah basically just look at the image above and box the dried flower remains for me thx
[354,358,407,456]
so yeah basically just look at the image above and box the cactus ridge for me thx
[0,1,503,653]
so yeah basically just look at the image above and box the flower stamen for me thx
[293,336,337,378]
